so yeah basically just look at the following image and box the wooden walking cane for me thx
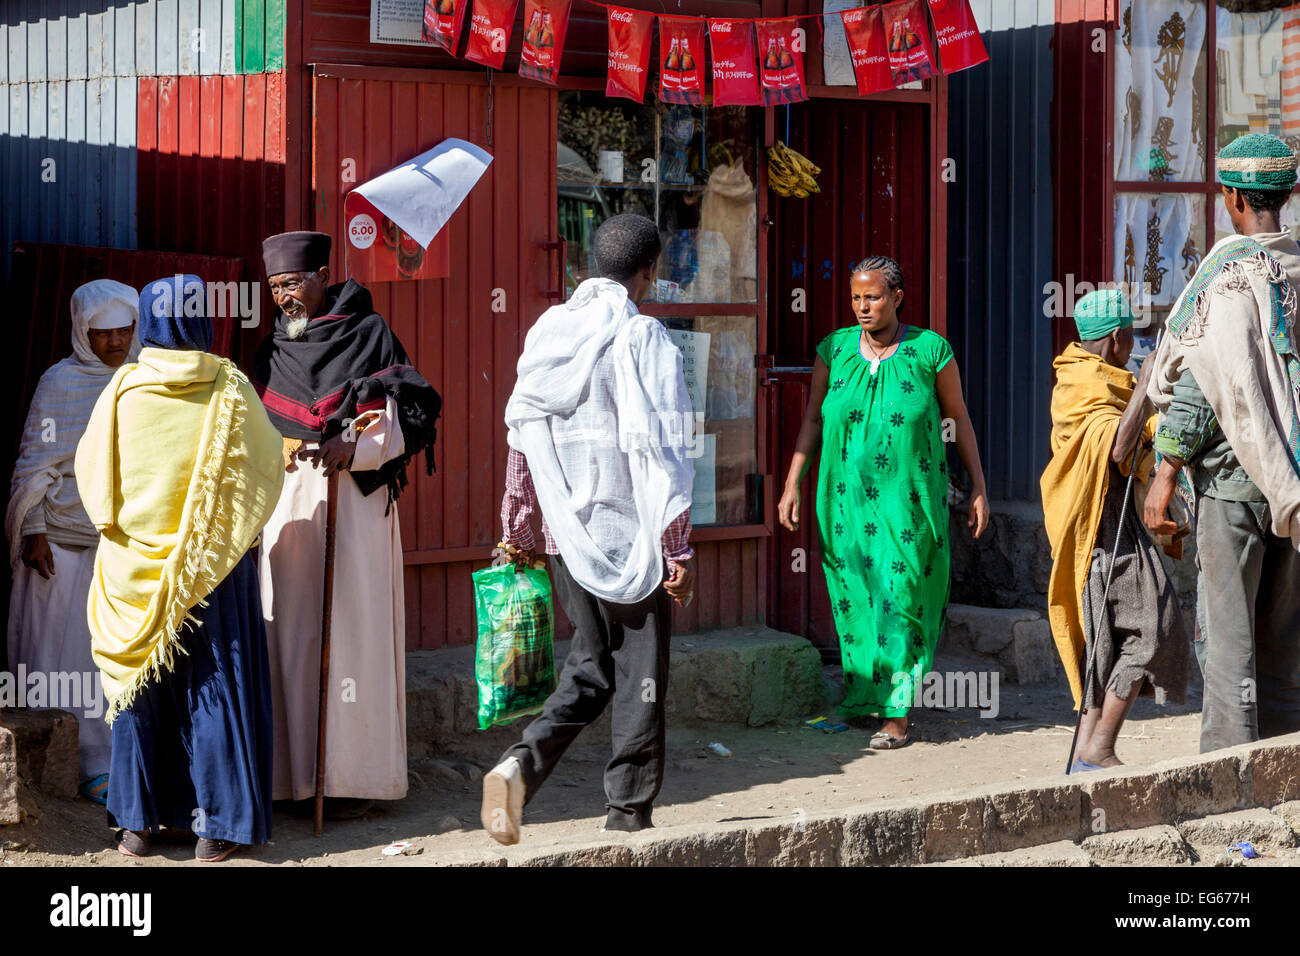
[314,468,339,837]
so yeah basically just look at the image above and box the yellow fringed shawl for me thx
[1040,345,1154,709]
[74,348,285,723]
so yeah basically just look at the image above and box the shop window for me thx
[1112,1,1300,360]
[557,92,762,529]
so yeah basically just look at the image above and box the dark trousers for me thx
[1195,496,1300,753]
[499,555,672,830]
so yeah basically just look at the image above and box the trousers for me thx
[500,555,672,829]
[1195,495,1300,752]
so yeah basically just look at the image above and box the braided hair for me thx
[851,256,905,312]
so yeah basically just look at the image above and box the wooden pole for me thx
[313,469,340,837]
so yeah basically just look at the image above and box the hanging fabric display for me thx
[605,6,655,101]
[842,5,895,95]
[755,19,808,105]
[926,0,989,74]
[880,0,938,84]
[709,19,762,106]
[465,0,520,69]
[658,17,708,105]
[519,0,574,84]
[421,0,470,54]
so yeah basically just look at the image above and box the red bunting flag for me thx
[658,17,708,105]
[926,0,989,73]
[465,0,519,69]
[421,0,469,54]
[841,5,894,95]
[755,19,808,105]
[881,0,938,84]
[606,6,655,102]
[709,19,762,107]
[518,0,573,84]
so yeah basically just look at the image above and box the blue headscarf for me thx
[137,275,214,352]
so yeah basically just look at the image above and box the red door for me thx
[312,66,559,650]
[765,96,937,657]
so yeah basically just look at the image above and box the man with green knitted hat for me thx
[1145,131,1300,753]
[1041,289,1188,772]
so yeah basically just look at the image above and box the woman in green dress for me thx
[778,256,990,749]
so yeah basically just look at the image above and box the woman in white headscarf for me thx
[6,279,139,803]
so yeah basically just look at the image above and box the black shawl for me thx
[252,279,441,505]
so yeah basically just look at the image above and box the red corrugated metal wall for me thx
[136,71,288,368]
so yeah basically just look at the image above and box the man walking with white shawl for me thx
[482,214,696,845]
[7,280,138,803]
[1145,133,1300,752]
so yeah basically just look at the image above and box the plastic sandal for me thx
[868,731,911,750]
[78,773,109,806]
[195,838,241,862]
[1068,760,1105,774]
[115,829,151,858]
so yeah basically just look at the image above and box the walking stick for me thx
[1066,331,1161,774]
[314,469,340,837]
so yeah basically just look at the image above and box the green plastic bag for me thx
[472,563,557,730]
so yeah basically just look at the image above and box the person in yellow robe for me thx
[1040,289,1188,772]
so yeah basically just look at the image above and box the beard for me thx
[285,315,310,339]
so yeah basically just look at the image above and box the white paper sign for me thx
[354,138,494,249]
[370,0,437,46]
[667,329,710,419]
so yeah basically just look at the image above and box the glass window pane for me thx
[1114,0,1209,182]
[1215,5,1296,151]
[1113,192,1207,311]
[659,314,758,527]
[557,92,759,304]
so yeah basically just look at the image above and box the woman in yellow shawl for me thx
[1040,290,1188,772]
[75,275,285,861]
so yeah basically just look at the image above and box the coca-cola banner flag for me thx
[755,19,807,105]
[880,0,937,84]
[518,0,573,85]
[421,0,469,54]
[658,17,707,105]
[709,19,761,107]
[464,0,519,69]
[926,0,989,73]
[606,6,655,102]
[841,5,894,95]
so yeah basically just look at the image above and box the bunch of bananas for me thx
[767,141,821,198]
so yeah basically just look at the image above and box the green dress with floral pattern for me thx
[815,324,954,717]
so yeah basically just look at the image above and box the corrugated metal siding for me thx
[946,0,1055,502]
[0,1,284,79]
[135,70,287,367]
[1,75,138,280]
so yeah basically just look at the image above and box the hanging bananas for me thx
[767,141,821,198]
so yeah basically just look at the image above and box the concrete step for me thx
[406,627,830,761]
[426,731,1300,866]
[942,604,1063,687]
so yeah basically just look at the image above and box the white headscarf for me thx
[505,279,696,603]
[6,280,140,564]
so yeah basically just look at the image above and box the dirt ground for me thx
[0,646,1222,867]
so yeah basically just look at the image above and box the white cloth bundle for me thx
[505,278,695,603]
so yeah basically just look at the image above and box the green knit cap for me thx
[1217,133,1298,191]
[1073,289,1133,342]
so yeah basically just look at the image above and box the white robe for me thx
[7,541,111,779]
[258,398,409,801]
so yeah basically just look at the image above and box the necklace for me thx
[862,322,904,377]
